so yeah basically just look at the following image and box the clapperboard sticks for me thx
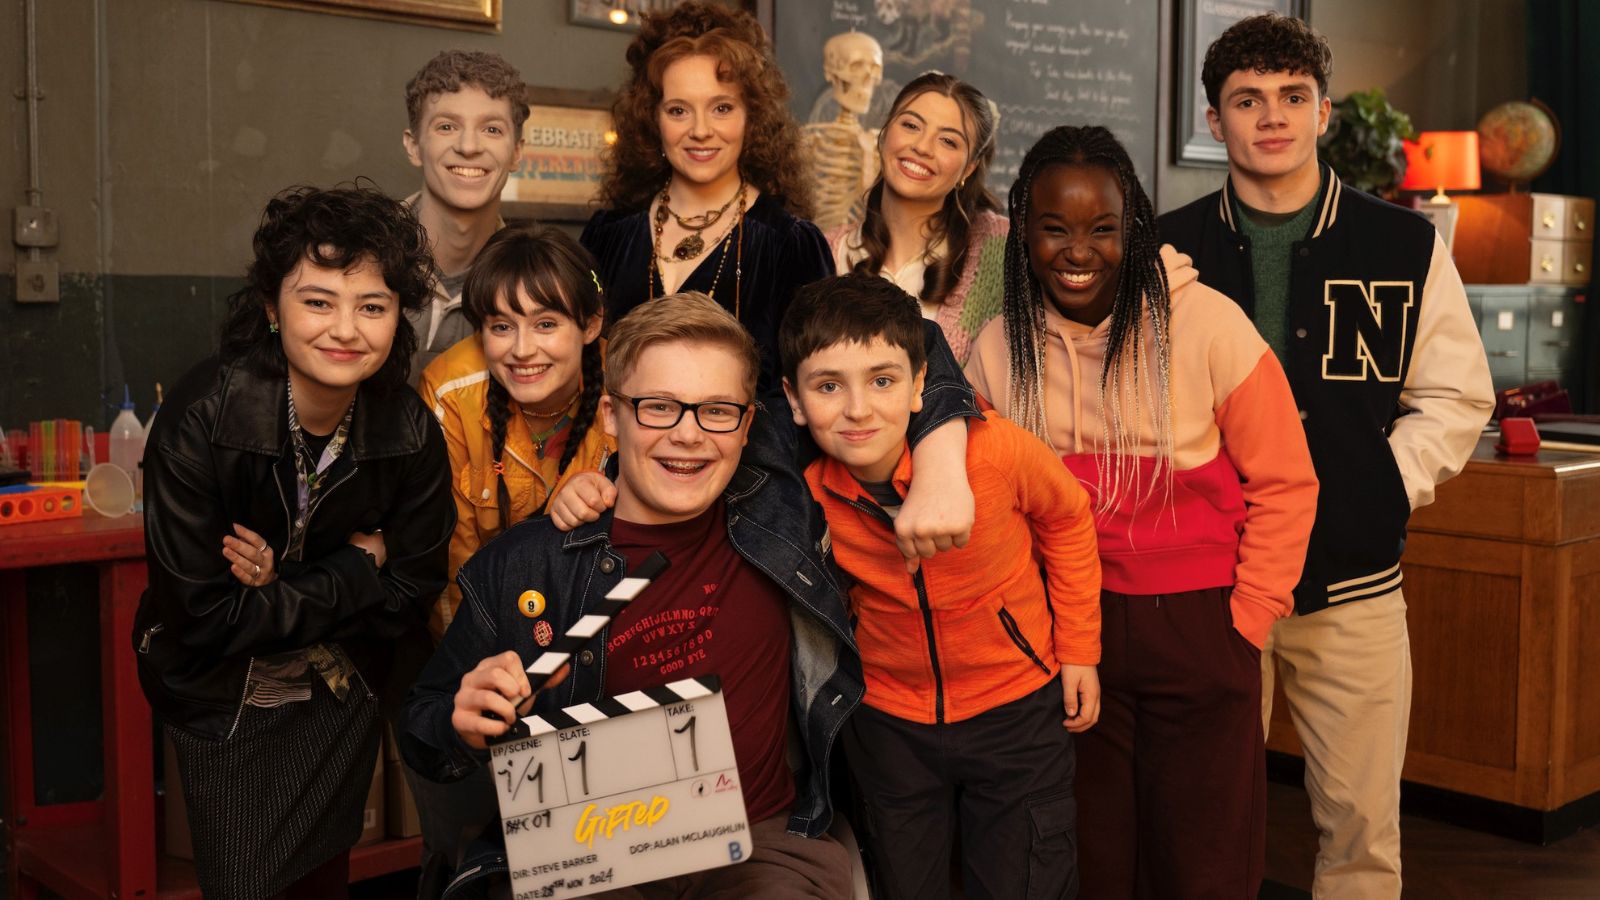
[490,551,672,745]
[521,675,723,740]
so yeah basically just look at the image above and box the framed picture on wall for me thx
[1175,0,1310,167]
[568,0,678,31]
[501,87,616,224]
[219,0,500,33]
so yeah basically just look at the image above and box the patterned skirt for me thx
[167,677,380,899]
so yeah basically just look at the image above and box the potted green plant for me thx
[1318,87,1418,198]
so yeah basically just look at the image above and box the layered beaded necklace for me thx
[649,180,746,319]
[284,379,354,563]
[519,388,580,459]
[655,181,741,261]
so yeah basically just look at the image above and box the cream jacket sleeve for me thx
[1389,233,1495,510]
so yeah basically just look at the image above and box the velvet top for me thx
[581,192,834,397]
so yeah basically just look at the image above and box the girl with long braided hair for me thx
[417,223,611,643]
[966,125,1319,897]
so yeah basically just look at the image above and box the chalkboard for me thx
[773,0,1161,205]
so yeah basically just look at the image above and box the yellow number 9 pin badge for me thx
[517,590,546,618]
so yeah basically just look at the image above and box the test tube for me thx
[65,420,82,481]
[41,420,54,481]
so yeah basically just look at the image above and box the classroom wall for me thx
[1154,0,1528,212]
[1,0,1527,429]
[0,0,641,430]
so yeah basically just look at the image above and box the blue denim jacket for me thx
[399,322,975,890]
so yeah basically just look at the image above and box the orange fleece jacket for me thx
[805,411,1101,724]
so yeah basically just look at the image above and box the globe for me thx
[1477,101,1559,185]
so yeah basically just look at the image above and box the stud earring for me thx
[268,321,279,334]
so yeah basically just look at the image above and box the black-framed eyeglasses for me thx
[609,392,752,433]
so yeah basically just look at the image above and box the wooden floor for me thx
[1264,781,1600,899]
[346,779,1600,899]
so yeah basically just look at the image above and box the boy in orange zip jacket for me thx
[780,273,1102,900]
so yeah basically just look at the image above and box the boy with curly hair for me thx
[1158,14,1493,899]
[396,49,531,889]
[401,50,529,377]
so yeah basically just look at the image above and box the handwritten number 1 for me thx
[499,757,545,804]
[568,740,588,795]
[674,715,699,771]
[521,760,543,803]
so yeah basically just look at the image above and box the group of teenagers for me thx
[131,5,1497,900]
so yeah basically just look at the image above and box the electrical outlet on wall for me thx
[16,258,60,303]
[13,206,59,248]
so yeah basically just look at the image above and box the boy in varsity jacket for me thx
[1158,14,1493,899]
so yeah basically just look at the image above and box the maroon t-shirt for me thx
[606,500,796,823]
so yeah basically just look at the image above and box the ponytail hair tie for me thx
[491,461,506,476]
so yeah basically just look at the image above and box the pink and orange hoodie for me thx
[965,258,1319,648]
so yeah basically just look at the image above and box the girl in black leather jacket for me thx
[133,185,453,899]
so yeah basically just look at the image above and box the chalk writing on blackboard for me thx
[776,0,1159,202]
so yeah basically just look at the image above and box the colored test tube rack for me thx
[0,485,83,526]
[25,420,83,482]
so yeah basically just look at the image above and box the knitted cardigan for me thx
[828,210,1008,364]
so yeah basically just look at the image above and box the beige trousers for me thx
[1262,588,1411,900]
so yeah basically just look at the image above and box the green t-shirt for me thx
[1234,186,1321,363]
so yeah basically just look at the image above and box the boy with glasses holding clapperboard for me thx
[401,291,980,899]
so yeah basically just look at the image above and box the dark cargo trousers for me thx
[843,678,1079,900]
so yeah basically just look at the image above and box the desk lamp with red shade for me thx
[1401,130,1482,249]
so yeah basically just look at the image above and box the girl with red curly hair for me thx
[581,0,832,397]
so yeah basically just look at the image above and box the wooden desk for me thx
[0,513,421,898]
[1267,436,1600,840]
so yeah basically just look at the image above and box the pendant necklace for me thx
[524,415,571,459]
[649,182,746,320]
[520,390,579,459]
[654,181,742,262]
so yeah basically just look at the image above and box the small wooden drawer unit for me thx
[1454,193,1594,285]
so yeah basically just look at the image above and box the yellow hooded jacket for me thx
[417,335,613,641]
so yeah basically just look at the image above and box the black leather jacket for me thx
[133,358,453,740]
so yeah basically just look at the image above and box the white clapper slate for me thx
[487,553,750,898]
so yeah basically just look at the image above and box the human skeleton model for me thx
[805,32,884,231]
